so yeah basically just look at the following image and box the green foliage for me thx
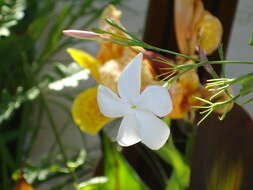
[0,0,26,36]
[78,177,108,190]
[0,62,88,124]
[47,62,90,91]
[103,137,150,190]
[12,149,86,185]
[157,139,190,190]
[0,87,39,124]
[0,0,123,189]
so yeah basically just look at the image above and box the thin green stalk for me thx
[143,43,199,62]
[231,71,253,84]
[218,44,226,77]
[105,18,199,61]
[46,120,72,161]
[17,103,32,166]
[40,94,79,189]
[209,60,253,64]
[25,99,44,159]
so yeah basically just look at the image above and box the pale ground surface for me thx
[31,0,252,189]
[226,0,253,116]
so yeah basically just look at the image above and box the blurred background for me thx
[1,0,252,189]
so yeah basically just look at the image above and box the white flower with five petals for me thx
[97,53,172,150]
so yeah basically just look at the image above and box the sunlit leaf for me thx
[48,62,90,91]
[78,177,108,190]
[13,150,86,184]
[103,137,150,190]
[67,149,86,170]
[157,138,190,189]
[0,0,26,36]
[48,70,89,91]
[0,87,39,124]
[165,172,181,190]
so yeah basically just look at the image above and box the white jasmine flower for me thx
[97,53,172,150]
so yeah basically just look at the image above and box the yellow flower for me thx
[197,11,223,54]
[72,87,112,134]
[174,0,223,55]
[67,48,100,82]
[67,46,116,134]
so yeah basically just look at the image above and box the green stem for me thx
[17,104,31,166]
[232,72,253,84]
[209,60,253,64]
[143,43,199,62]
[40,94,79,189]
[24,99,44,160]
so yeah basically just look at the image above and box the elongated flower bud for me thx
[62,30,109,41]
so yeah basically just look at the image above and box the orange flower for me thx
[65,2,229,131]
[14,176,35,190]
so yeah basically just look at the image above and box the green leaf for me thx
[41,4,72,56]
[157,138,190,189]
[67,149,86,170]
[0,87,40,124]
[248,32,253,46]
[78,177,108,190]
[165,172,181,190]
[27,1,56,39]
[13,149,86,184]
[48,63,89,91]
[103,137,150,190]
[239,72,253,96]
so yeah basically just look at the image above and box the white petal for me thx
[136,111,170,150]
[117,53,143,104]
[97,85,130,118]
[117,114,141,146]
[136,85,172,117]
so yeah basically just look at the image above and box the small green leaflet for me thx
[239,72,253,96]
[248,32,253,46]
